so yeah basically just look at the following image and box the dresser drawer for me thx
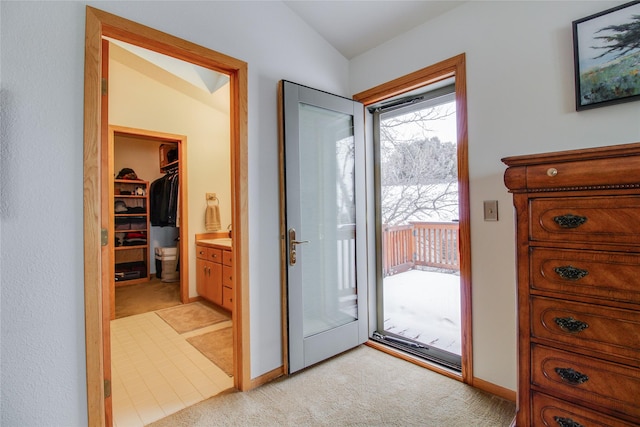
[530,248,640,304]
[532,391,637,427]
[524,155,640,190]
[196,245,208,260]
[222,285,233,311]
[222,265,233,288]
[532,344,640,420]
[531,296,640,365]
[207,248,222,263]
[222,250,232,266]
[530,197,640,245]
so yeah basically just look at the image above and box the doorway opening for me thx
[354,53,472,383]
[109,126,188,321]
[83,7,249,426]
[370,83,462,370]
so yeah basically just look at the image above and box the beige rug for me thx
[156,302,229,334]
[149,345,515,426]
[187,327,233,376]
[115,278,180,318]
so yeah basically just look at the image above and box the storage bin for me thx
[155,247,179,282]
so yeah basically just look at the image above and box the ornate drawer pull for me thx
[554,416,584,427]
[554,367,589,385]
[553,214,587,229]
[554,265,588,280]
[553,316,589,333]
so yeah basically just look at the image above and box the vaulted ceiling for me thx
[107,1,465,97]
[283,1,465,59]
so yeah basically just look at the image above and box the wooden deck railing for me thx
[383,222,459,276]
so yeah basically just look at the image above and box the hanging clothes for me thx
[150,169,179,226]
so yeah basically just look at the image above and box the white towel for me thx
[205,204,221,231]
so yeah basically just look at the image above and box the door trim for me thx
[83,7,249,426]
[353,53,473,384]
[109,125,189,315]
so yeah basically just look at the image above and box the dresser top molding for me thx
[502,142,640,193]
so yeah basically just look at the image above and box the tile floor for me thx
[111,311,234,426]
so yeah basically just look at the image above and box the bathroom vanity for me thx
[195,237,233,312]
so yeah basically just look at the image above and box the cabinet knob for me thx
[553,214,587,229]
[553,416,584,427]
[554,265,588,281]
[554,367,589,385]
[553,316,589,333]
[547,167,558,177]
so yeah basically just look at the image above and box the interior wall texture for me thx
[350,0,640,391]
[4,0,639,425]
[0,1,348,425]
[109,54,231,298]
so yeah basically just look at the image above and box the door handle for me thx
[289,228,309,266]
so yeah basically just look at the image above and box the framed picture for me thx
[573,1,640,110]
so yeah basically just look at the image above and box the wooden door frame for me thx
[109,125,189,317]
[353,53,474,385]
[83,6,249,426]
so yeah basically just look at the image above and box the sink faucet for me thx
[227,224,232,238]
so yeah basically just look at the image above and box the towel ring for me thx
[206,195,219,206]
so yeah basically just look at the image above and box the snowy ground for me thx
[383,269,461,355]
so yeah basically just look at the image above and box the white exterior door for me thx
[281,81,368,373]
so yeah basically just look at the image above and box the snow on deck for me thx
[383,269,461,355]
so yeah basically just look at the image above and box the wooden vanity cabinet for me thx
[503,143,640,427]
[221,250,234,311]
[196,243,233,312]
[196,246,222,305]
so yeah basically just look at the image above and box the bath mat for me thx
[187,327,233,376]
[156,302,229,334]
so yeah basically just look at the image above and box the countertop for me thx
[197,238,232,250]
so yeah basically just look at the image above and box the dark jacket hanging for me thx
[150,170,178,226]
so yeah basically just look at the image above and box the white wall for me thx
[5,1,639,424]
[350,0,640,391]
[109,53,231,295]
[0,1,348,425]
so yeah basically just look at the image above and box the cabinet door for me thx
[196,257,208,297]
[207,262,223,305]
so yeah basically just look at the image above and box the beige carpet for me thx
[156,302,230,334]
[115,278,180,318]
[149,345,515,427]
[187,327,234,376]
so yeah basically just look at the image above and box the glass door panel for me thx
[281,81,367,374]
[373,85,463,370]
[298,103,358,338]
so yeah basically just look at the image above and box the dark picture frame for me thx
[573,1,640,110]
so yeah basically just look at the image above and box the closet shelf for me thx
[115,245,147,250]
[113,179,150,287]
[160,160,179,171]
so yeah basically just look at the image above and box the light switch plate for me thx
[484,200,498,221]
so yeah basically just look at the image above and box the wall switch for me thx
[484,200,498,221]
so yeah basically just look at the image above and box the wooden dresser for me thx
[503,143,640,427]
